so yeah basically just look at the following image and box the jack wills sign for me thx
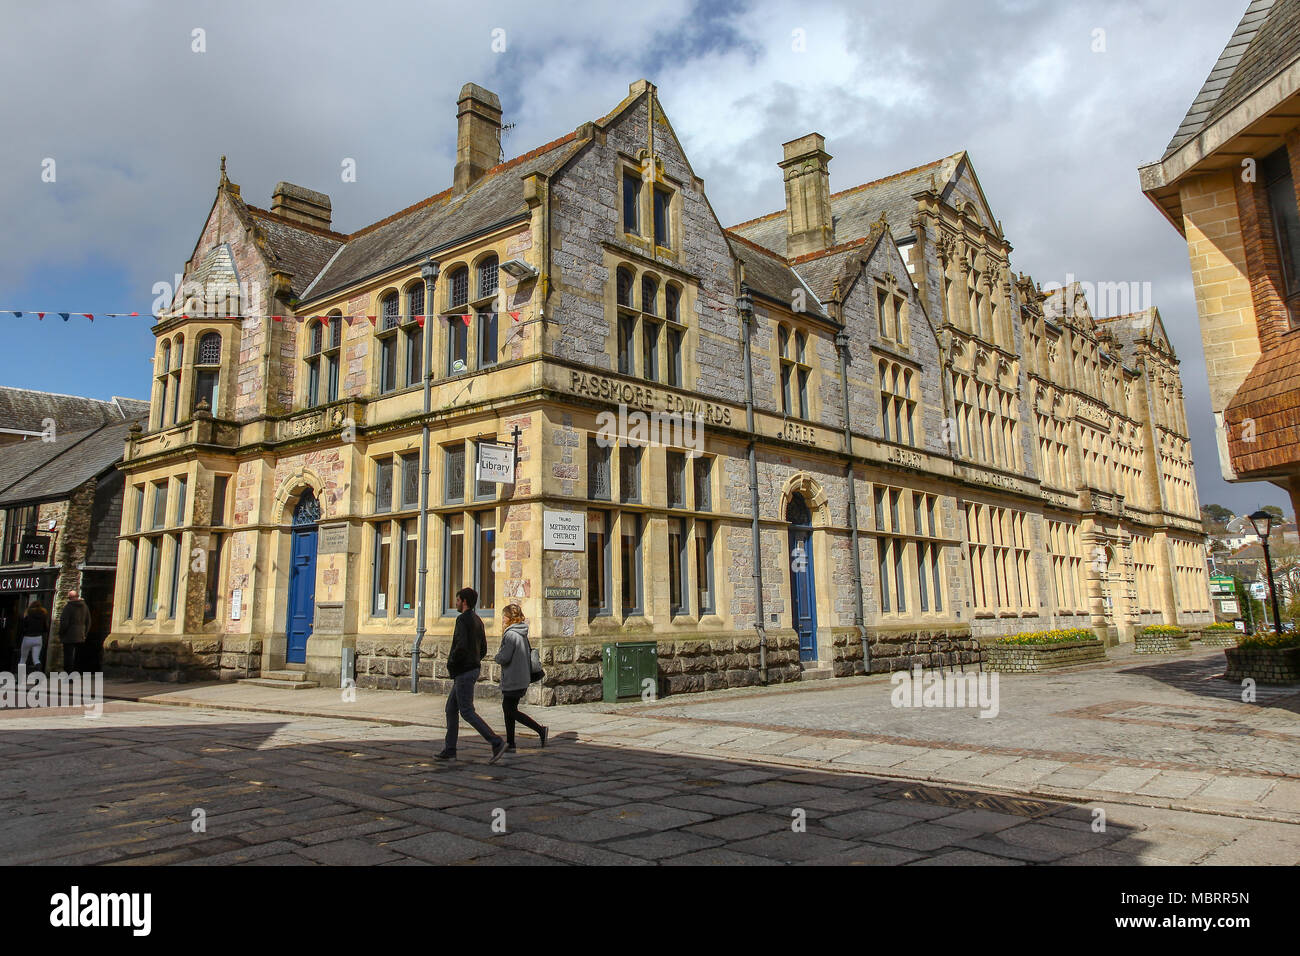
[20,535,50,562]
[0,569,56,593]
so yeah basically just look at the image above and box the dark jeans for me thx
[502,691,544,745]
[62,643,82,673]
[443,669,501,752]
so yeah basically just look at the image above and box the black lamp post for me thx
[1249,509,1283,633]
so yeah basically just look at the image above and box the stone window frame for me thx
[609,256,691,389]
[874,278,911,348]
[617,157,680,257]
[877,358,917,448]
[873,484,944,620]
[192,330,224,416]
[402,282,425,388]
[375,290,402,395]
[775,321,814,420]
[304,313,343,407]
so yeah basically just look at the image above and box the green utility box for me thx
[602,641,659,702]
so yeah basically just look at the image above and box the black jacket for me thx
[21,606,48,638]
[446,610,487,677]
[59,599,91,644]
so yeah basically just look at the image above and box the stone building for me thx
[0,389,147,668]
[1140,0,1300,513]
[107,80,1210,701]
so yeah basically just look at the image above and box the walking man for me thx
[58,590,91,674]
[435,587,506,763]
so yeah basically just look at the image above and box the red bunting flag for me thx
[461,313,472,326]
[84,314,94,321]
[367,315,376,325]
[509,311,521,322]
[37,313,44,320]
[272,315,283,322]
[416,315,425,327]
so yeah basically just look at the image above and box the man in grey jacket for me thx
[495,604,547,753]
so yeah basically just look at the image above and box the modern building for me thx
[1140,0,1300,513]
[108,80,1210,702]
[0,389,147,669]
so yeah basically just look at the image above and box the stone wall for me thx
[1224,646,1300,685]
[834,625,982,676]
[984,640,1106,672]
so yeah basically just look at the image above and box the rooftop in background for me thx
[0,417,143,505]
[0,386,147,445]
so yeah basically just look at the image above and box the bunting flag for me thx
[461,313,472,327]
[3,309,532,328]
[367,315,376,325]
[415,315,425,327]
[509,311,521,322]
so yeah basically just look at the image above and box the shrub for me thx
[1140,624,1185,637]
[1237,631,1300,650]
[995,628,1096,646]
[1203,622,1238,632]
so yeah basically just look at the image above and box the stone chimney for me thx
[270,182,332,231]
[780,133,834,257]
[455,83,503,194]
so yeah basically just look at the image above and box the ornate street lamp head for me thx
[1249,509,1274,540]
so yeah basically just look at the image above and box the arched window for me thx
[404,284,424,387]
[160,341,171,374]
[665,284,680,324]
[616,268,634,308]
[641,276,658,315]
[306,314,342,407]
[194,332,221,413]
[880,361,916,446]
[447,266,469,309]
[155,341,171,429]
[378,292,401,393]
[664,284,684,388]
[170,335,183,426]
[477,256,498,300]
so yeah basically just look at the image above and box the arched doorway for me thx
[285,491,320,665]
[787,493,817,663]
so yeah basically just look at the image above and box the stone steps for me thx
[799,663,833,681]
[239,668,319,690]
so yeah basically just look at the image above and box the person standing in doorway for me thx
[58,590,91,673]
[19,599,48,675]
[435,587,506,763]
[495,604,547,753]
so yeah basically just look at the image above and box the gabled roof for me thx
[728,234,829,318]
[1162,0,1289,160]
[0,418,140,506]
[243,210,345,299]
[300,134,585,304]
[1096,307,1173,360]
[0,386,147,438]
[728,152,963,257]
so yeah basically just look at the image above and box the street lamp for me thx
[1249,509,1283,633]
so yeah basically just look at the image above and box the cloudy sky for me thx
[0,0,1286,515]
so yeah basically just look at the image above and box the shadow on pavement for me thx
[0,710,1153,866]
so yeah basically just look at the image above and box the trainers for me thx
[540,726,549,748]
[488,739,507,764]
[433,750,456,761]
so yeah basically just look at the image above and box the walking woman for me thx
[495,604,547,753]
[19,599,48,675]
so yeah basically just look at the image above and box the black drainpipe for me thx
[835,330,870,674]
[738,285,768,684]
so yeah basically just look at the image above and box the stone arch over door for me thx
[778,473,835,666]
[264,477,326,670]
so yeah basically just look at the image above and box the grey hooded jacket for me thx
[494,621,533,694]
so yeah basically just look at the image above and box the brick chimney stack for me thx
[270,182,332,231]
[780,133,834,257]
[455,83,503,194]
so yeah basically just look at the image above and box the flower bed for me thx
[1134,625,1190,655]
[986,628,1105,672]
[1197,622,1239,648]
[1224,633,1300,684]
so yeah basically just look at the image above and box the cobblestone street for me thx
[2,647,1297,865]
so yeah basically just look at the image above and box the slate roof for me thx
[1162,0,1298,159]
[300,134,584,304]
[728,235,829,318]
[728,153,961,258]
[0,387,148,437]
[244,208,346,298]
[1096,309,1159,357]
[0,418,139,506]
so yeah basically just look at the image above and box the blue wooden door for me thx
[286,492,320,665]
[787,495,817,662]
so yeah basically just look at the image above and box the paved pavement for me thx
[1,644,1295,864]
